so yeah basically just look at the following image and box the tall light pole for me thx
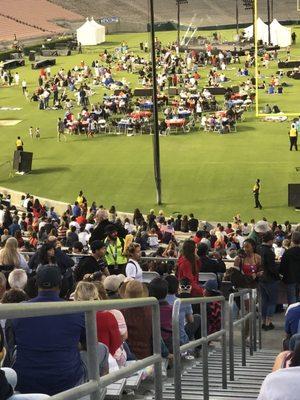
[267,0,271,44]
[236,0,239,34]
[176,0,188,46]
[149,0,162,205]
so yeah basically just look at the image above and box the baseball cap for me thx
[36,265,62,289]
[103,275,123,293]
[204,279,220,294]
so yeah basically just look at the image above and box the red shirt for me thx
[177,255,203,296]
[96,311,122,355]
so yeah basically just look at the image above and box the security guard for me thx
[253,178,262,209]
[16,136,24,151]
[289,123,298,151]
[104,225,127,274]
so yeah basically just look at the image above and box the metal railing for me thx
[172,296,227,400]
[252,288,262,351]
[228,289,254,381]
[0,298,163,400]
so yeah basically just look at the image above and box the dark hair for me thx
[164,275,179,295]
[73,241,83,251]
[182,239,197,275]
[2,288,28,303]
[197,243,208,257]
[38,242,56,265]
[243,238,257,252]
[290,343,300,367]
[148,277,168,300]
[262,231,274,243]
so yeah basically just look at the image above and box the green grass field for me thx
[1,28,300,222]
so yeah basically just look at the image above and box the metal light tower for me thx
[149,0,162,205]
[236,0,239,34]
[267,0,271,44]
[176,0,188,46]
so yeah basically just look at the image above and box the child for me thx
[148,228,159,248]
[35,127,40,139]
[203,280,222,335]
[148,277,173,354]
[29,126,33,139]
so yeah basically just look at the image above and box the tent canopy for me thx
[77,17,105,46]
[244,18,291,47]
[244,17,269,44]
[270,19,291,47]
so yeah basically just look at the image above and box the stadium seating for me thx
[0,0,82,42]
[52,0,298,27]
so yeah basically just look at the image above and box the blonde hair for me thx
[126,242,140,258]
[74,281,99,301]
[0,237,20,268]
[0,272,7,299]
[93,281,108,300]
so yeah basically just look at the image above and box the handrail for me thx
[0,297,163,400]
[228,289,254,381]
[172,296,227,400]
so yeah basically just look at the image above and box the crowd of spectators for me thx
[0,191,300,398]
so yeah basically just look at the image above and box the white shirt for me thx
[126,259,143,281]
[70,221,80,232]
[78,231,90,246]
[0,209,4,224]
[258,366,300,400]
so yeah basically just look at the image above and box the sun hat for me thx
[254,220,270,234]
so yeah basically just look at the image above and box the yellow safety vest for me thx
[290,128,297,137]
[105,237,127,266]
[16,139,23,147]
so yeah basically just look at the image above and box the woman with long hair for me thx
[234,238,261,277]
[37,242,56,266]
[177,239,203,296]
[0,237,28,272]
[74,281,124,367]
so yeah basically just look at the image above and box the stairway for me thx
[162,347,278,400]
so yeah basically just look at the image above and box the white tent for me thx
[76,18,105,46]
[270,19,291,47]
[244,17,269,44]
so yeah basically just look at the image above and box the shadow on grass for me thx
[30,166,70,175]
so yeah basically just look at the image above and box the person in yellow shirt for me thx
[76,190,84,205]
[16,136,23,151]
[253,178,262,209]
[289,123,298,151]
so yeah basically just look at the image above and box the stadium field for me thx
[1,29,300,222]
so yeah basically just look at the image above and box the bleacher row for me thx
[0,287,269,400]
[0,0,82,42]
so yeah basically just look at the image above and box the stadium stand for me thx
[0,0,83,42]
[52,0,299,27]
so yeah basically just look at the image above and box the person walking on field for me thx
[289,123,298,151]
[57,118,67,142]
[253,178,262,209]
[16,136,24,151]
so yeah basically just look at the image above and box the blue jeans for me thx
[260,281,279,319]
[287,283,300,305]
[2,368,50,400]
